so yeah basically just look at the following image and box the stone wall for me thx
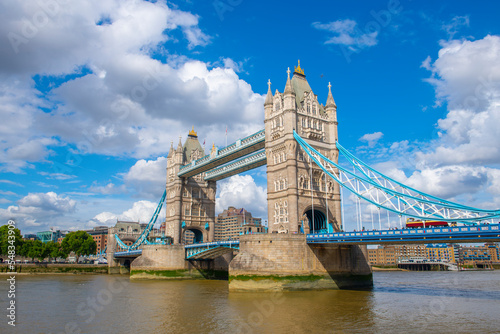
[229,234,372,291]
[130,244,235,280]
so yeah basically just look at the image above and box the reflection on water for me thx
[0,271,499,334]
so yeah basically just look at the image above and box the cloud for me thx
[89,199,166,227]
[349,35,500,213]
[123,157,167,198]
[0,180,24,187]
[398,166,489,200]
[442,15,469,39]
[89,211,118,226]
[39,172,77,180]
[0,192,77,230]
[359,132,383,147]
[89,182,127,195]
[420,35,500,166]
[216,175,267,220]
[0,0,263,173]
[313,19,378,50]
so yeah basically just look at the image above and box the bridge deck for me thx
[113,249,143,258]
[113,225,499,259]
[306,224,500,245]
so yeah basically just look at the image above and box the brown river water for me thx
[1,270,499,334]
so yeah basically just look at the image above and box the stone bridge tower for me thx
[264,62,342,234]
[165,128,216,244]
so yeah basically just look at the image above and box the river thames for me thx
[1,270,499,333]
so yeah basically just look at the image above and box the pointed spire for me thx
[326,82,336,108]
[176,135,183,152]
[264,79,273,105]
[168,140,174,157]
[284,67,294,95]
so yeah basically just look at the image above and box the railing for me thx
[178,129,265,175]
[204,150,266,180]
[306,224,500,244]
[185,240,240,259]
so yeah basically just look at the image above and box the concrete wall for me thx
[229,234,372,291]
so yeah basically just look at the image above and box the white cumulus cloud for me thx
[216,175,267,221]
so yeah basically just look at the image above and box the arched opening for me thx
[183,228,203,244]
[123,259,131,269]
[304,209,327,233]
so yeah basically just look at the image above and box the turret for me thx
[264,79,273,119]
[283,67,296,110]
[325,82,337,119]
[167,141,174,158]
[176,136,183,164]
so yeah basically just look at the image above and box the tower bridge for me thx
[109,62,500,290]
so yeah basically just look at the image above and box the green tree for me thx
[18,239,32,258]
[61,231,96,258]
[43,241,65,262]
[0,224,24,255]
[27,240,44,261]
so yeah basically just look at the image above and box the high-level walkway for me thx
[177,129,265,178]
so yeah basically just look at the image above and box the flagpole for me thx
[225,126,228,147]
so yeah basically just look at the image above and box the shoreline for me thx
[371,266,408,271]
[0,263,109,275]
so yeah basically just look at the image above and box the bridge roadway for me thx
[307,223,500,245]
[177,129,265,178]
[113,224,500,259]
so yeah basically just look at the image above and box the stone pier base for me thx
[129,244,235,280]
[229,234,373,292]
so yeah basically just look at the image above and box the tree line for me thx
[0,225,97,261]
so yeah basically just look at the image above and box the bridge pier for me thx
[129,245,236,280]
[229,234,373,291]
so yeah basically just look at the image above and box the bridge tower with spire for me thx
[165,127,216,244]
[264,61,342,234]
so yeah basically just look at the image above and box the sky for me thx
[1,0,500,234]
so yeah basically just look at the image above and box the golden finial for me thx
[294,60,304,75]
[188,126,197,137]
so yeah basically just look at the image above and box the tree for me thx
[27,240,44,261]
[61,231,96,258]
[43,241,66,262]
[0,224,24,255]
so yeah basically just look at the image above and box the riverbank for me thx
[371,266,407,271]
[0,263,108,274]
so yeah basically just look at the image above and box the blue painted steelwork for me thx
[97,245,107,256]
[178,129,265,178]
[293,130,500,223]
[115,189,166,251]
[307,224,500,245]
[114,249,143,258]
[204,149,266,181]
[185,240,240,259]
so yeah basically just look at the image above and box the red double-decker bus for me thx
[406,218,453,228]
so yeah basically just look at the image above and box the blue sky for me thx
[1,0,500,234]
